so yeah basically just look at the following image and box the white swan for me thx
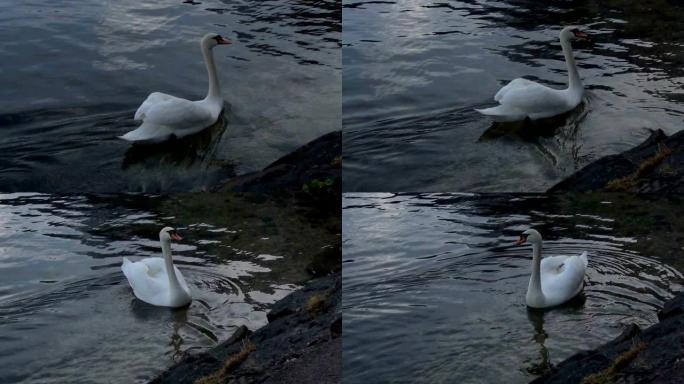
[119,33,231,143]
[516,229,588,309]
[121,227,192,308]
[476,26,590,122]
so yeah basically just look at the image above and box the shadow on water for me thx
[478,100,592,171]
[122,114,233,176]
[478,100,590,142]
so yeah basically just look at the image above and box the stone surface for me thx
[532,292,684,383]
[550,129,684,193]
[150,273,341,384]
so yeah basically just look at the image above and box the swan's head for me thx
[160,227,183,242]
[515,228,542,246]
[202,33,232,49]
[560,26,590,42]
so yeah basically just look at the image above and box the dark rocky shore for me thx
[148,132,342,384]
[150,273,341,384]
[550,129,684,193]
[532,292,684,384]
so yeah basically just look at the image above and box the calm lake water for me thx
[342,193,684,383]
[343,1,684,192]
[0,193,338,383]
[0,0,340,192]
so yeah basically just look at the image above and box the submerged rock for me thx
[150,273,341,384]
[532,292,684,383]
[550,129,684,193]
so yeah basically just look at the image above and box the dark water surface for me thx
[343,1,684,191]
[0,0,340,192]
[342,193,684,383]
[0,193,338,383]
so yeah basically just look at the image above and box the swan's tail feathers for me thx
[118,124,170,143]
[475,105,527,122]
[121,257,133,282]
[579,251,589,268]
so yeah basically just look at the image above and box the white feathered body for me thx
[476,78,583,122]
[121,256,192,307]
[120,93,223,143]
[527,251,588,308]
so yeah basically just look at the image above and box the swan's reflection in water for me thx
[129,297,190,361]
[526,293,587,375]
[122,114,228,169]
[479,99,590,172]
[121,114,234,191]
[479,100,589,142]
[526,308,551,375]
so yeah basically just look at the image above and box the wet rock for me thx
[149,326,252,384]
[550,129,684,193]
[658,292,684,321]
[532,293,684,384]
[217,131,341,196]
[150,273,341,384]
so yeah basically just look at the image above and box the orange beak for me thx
[217,37,231,45]
[515,235,527,246]
[573,31,590,41]
[171,233,183,241]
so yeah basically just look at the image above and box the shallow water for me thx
[343,1,684,191]
[0,193,337,383]
[342,193,684,383]
[0,0,340,192]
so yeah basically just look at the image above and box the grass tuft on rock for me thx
[306,293,327,317]
[194,339,257,384]
[581,341,647,384]
[605,144,672,191]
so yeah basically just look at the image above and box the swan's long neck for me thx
[161,239,182,291]
[560,37,582,93]
[528,241,544,300]
[201,44,222,101]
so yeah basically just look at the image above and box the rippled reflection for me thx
[343,1,684,191]
[0,193,334,383]
[342,193,683,383]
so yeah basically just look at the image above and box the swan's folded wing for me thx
[134,92,184,121]
[141,257,165,277]
[121,259,165,302]
[494,78,538,102]
[541,255,569,275]
[499,83,569,114]
[141,99,214,131]
[541,255,587,302]
[122,99,216,142]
